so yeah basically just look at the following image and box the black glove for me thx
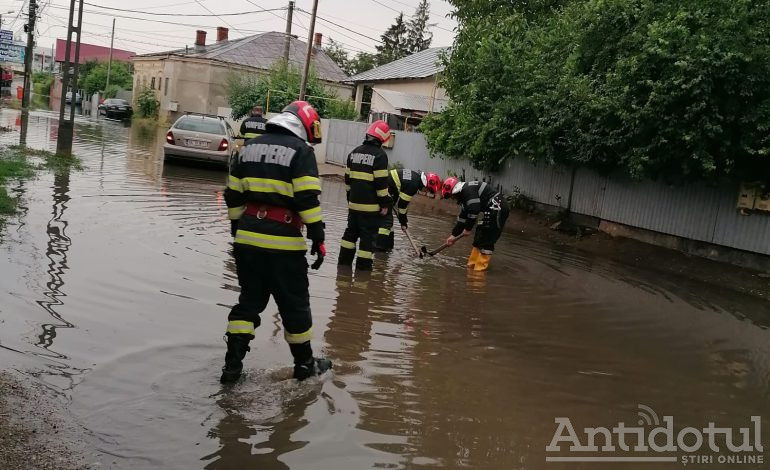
[230,220,238,237]
[310,241,326,270]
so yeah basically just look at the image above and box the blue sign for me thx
[0,29,12,42]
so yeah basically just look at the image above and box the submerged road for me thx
[0,109,768,469]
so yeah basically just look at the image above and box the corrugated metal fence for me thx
[324,119,770,256]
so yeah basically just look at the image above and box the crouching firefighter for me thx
[339,120,391,271]
[374,170,442,251]
[222,100,331,383]
[440,178,510,271]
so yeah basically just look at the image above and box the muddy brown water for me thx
[1,109,769,469]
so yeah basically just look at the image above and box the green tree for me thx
[324,38,352,75]
[376,12,410,65]
[227,61,336,119]
[349,52,378,76]
[136,86,158,118]
[406,0,433,53]
[80,61,133,97]
[423,0,770,182]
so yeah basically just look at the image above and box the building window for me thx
[150,77,155,89]
[164,77,169,96]
[157,77,162,90]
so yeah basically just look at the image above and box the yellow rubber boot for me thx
[467,247,481,268]
[473,253,491,271]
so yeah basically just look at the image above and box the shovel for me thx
[420,232,468,257]
[401,226,423,258]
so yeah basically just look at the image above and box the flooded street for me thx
[1,108,770,469]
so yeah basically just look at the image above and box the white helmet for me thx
[266,112,308,141]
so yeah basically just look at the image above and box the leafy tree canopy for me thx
[423,0,770,183]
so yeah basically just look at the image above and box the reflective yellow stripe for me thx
[340,240,356,249]
[234,230,307,251]
[348,202,380,212]
[243,132,259,139]
[227,320,255,335]
[378,228,391,236]
[293,176,321,192]
[285,328,313,344]
[227,175,243,192]
[376,188,389,197]
[398,192,412,202]
[373,169,388,178]
[241,178,294,196]
[390,169,401,191]
[349,171,373,181]
[345,167,350,173]
[398,207,408,214]
[228,206,245,220]
[358,250,373,259]
[298,206,322,224]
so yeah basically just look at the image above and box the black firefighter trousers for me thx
[338,211,380,271]
[226,245,314,365]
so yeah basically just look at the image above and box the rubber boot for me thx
[467,247,481,268]
[293,357,333,381]
[220,333,252,383]
[473,253,492,272]
[289,341,332,381]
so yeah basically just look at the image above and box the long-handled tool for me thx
[401,226,423,258]
[420,232,468,257]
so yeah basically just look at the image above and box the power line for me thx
[368,0,455,33]
[296,8,382,44]
[242,0,286,22]
[193,0,245,36]
[83,2,285,18]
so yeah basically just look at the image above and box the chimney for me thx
[195,30,206,49]
[217,27,229,43]
[313,32,322,49]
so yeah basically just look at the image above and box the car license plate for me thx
[186,139,207,148]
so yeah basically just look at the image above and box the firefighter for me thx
[222,100,331,383]
[338,120,391,271]
[440,177,510,271]
[374,170,442,251]
[239,105,268,139]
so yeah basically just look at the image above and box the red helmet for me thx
[422,172,442,194]
[366,120,391,143]
[441,176,460,199]
[268,100,322,144]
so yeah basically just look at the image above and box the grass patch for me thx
[0,146,83,215]
[0,148,35,215]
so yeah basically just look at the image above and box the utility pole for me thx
[298,0,318,100]
[20,0,37,145]
[105,18,115,94]
[282,1,294,65]
[56,0,84,156]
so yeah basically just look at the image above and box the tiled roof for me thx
[135,31,349,83]
[374,88,448,113]
[348,47,448,83]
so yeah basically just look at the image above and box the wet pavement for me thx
[1,108,769,469]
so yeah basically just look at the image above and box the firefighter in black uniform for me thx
[440,177,510,271]
[221,100,331,383]
[374,170,443,251]
[239,106,268,139]
[338,120,392,271]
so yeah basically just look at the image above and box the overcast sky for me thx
[0,0,457,57]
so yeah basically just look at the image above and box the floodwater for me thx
[1,109,769,470]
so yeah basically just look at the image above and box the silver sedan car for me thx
[163,114,236,167]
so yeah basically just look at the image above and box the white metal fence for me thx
[324,119,770,256]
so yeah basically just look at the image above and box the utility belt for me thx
[244,203,303,230]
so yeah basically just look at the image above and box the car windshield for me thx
[174,117,224,134]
